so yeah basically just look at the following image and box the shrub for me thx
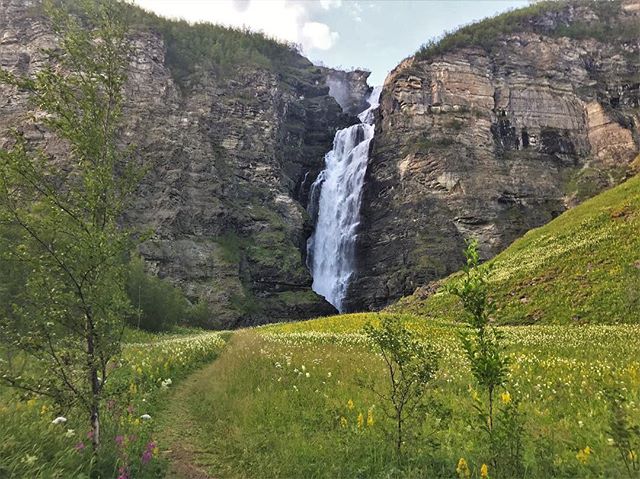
[362,315,441,456]
[126,257,188,332]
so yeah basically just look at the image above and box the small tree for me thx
[0,0,139,450]
[445,240,520,475]
[362,315,440,456]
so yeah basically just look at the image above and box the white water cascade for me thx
[307,86,382,312]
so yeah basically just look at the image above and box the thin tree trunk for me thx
[86,316,101,450]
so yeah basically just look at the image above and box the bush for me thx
[126,257,188,332]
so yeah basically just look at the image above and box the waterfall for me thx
[307,86,382,312]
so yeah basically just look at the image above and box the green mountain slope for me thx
[390,172,640,324]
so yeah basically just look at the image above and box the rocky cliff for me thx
[345,0,640,311]
[0,0,369,327]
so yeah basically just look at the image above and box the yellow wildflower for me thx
[26,398,37,408]
[134,418,141,426]
[40,405,49,416]
[340,416,347,428]
[129,383,137,395]
[628,450,637,462]
[347,399,354,410]
[480,463,489,478]
[357,412,364,429]
[456,457,470,479]
[367,408,374,427]
[576,446,592,464]
[501,391,511,405]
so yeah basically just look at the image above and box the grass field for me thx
[0,330,226,478]
[152,315,640,478]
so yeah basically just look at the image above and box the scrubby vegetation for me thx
[415,0,637,61]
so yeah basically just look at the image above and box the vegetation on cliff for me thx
[415,0,638,61]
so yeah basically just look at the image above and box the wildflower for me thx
[501,391,511,404]
[23,454,37,465]
[347,399,354,410]
[140,414,152,420]
[75,442,86,452]
[357,412,364,428]
[26,398,37,408]
[64,429,75,438]
[161,378,172,389]
[52,416,67,425]
[115,435,125,446]
[367,408,374,427]
[576,446,592,464]
[301,365,306,372]
[480,463,489,478]
[40,405,48,416]
[456,458,470,479]
[340,416,347,428]
[629,450,637,462]
[607,438,615,445]
[305,372,310,378]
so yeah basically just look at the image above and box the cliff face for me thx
[345,0,640,311]
[322,68,372,115]
[0,0,362,327]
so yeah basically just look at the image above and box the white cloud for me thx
[132,0,339,52]
[301,22,339,50]
[319,0,342,9]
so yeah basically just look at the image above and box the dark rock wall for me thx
[0,0,356,327]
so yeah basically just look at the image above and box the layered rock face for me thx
[0,0,359,327]
[345,1,640,310]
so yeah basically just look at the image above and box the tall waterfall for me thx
[307,86,382,312]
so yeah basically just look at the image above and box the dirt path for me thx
[158,332,241,479]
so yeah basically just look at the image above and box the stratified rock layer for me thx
[345,1,640,310]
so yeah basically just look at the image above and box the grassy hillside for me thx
[390,173,640,325]
[415,0,638,61]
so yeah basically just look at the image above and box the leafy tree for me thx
[0,0,140,450]
[445,240,521,475]
[362,315,440,456]
[126,256,187,332]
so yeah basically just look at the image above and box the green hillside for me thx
[390,172,640,325]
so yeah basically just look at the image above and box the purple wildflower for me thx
[115,435,125,446]
[141,450,152,465]
[75,442,85,452]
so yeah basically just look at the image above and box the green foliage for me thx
[445,240,520,475]
[362,315,441,456]
[126,257,187,332]
[121,3,304,85]
[0,0,141,450]
[0,331,226,478]
[605,387,640,477]
[415,0,633,61]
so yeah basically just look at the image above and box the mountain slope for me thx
[0,0,371,327]
[346,0,640,311]
[390,171,640,324]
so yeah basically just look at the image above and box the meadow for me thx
[0,331,226,478]
[145,313,640,478]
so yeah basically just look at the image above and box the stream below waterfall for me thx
[306,86,382,312]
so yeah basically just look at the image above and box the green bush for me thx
[126,257,188,332]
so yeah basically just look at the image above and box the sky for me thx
[132,0,531,85]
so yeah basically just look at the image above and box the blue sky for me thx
[133,0,531,85]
